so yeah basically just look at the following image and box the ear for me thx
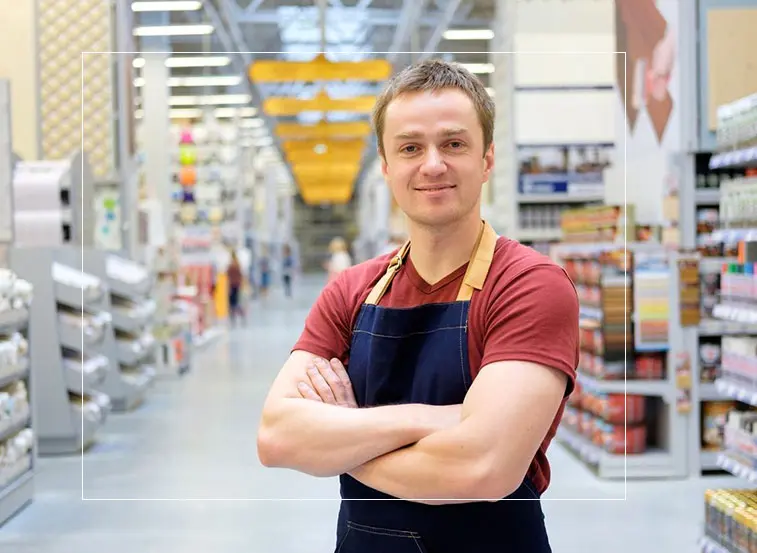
[380,149,389,178]
[483,142,495,180]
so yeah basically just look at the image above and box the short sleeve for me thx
[480,264,579,396]
[291,272,354,363]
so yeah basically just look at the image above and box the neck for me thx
[407,213,483,285]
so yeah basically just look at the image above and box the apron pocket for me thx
[337,521,429,553]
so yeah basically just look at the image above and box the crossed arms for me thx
[256,350,567,504]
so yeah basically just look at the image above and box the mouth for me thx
[414,184,456,191]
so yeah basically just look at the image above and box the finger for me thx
[307,363,337,404]
[315,358,348,405]
[297,381,322,402]
[330,358,357,406]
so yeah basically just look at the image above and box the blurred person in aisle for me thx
[281,243,295,298]
[226,250,245,326]
[258,59,578,553]
[258,246,271,298]
[325,237,353,283]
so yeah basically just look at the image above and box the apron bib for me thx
[335,222,552,553]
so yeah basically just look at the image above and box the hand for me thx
[298,357,358,408]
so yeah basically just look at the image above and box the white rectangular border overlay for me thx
[81,50,627,502]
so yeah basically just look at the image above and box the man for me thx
[257,59,579,552]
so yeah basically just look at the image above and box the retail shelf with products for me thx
[57,248,156,412]
[0,267,35,526]
[551,242,687,480]
[9,247,112,454]
[697,92,757,552]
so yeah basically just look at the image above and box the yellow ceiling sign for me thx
[275,121,372,140]
[263,90,376,116]
[286,149,363,165]
[292,163,361,182]
[249,53,391,83]
[298,183,355,205]
[283,138,365,154]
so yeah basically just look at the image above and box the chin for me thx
[407,208,466,228]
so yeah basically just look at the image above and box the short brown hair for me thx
[371,59,495,157]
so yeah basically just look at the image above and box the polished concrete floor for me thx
[0,275,744,551]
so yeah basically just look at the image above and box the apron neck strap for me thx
[364,221,498,306]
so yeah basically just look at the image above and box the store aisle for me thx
[0,276,741,551]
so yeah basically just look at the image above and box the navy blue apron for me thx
[335,222,551,553]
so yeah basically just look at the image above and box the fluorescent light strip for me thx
[443,29,494,40]
[460,63,494,74]
[214,107,258,118]
[134,75,243,87]
[133,24,213,37]
[131,1,202,11]
[239,118,265,128]
[132,56,231,69]
[169,94,252,106]
[134,108,203,119]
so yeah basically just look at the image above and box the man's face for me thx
[380,88,494,229]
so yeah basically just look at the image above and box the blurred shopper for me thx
[258,59,579,552]
[281,243,295,298]
[226,250,245,326]
[258,246,271,298]
[325,237,353,282]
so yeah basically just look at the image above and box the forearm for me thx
[257,399,440,477]
[349,422,504,504]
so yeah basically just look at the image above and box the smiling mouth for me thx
[414,184,456,191]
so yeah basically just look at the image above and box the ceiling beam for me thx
[388,0,428,62]
[419,0,466,61]
[233,6,488,28]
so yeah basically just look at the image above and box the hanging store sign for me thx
[263,90,376,116]
[249,53,391,83]
[275,121,372,140]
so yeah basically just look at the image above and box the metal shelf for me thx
[716,452,757,483]
[57,318,106,353]
[62,356,109,396]
[555,425,675,479]
[517,228,562,242]
[110,300,156,333]
[116,333,156,366]
[709,146,757,169]
[54,279,104,312]
[699,536,734,553]
[699,257,736,275]
[700,450,722,471]
[517,193,604,204]
[0,409,31,442]
[0,357,30,389]
[0,308,29,334]
[714,379,757,407]
[577,373,671,398]
[700,382,726,402]
[695,189,721,205]
[0,463,33,528]
[699,318,757,337]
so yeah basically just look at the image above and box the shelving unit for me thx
[9,247,112,454]
[0,268,35,525]
[696,92,757,552]
[551,241,687,479]
[56,248,156,412]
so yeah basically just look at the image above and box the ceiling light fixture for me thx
[460,63,495,74]
[131,1,202,11]
[133,24,213,37]
[239,118,265,128]
[442,29,494,41]
[132,56,232,69]
[134,108,204,119]
[214,107,258,118]
[169,94,252,106]
[134,75,243,87]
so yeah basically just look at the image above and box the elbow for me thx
[256,409,291,468]
[464,461,521,502]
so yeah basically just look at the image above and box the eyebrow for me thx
[392,127,469,140]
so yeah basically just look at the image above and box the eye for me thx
[448,141,464,149]
[400,145,418,154]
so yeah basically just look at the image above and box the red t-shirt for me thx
[293,236,579,494]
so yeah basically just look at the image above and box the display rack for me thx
[12,152,93,249]
[0,268,35,525]
[9,247,111,454]
[58,248,157,411]
[696,92,757,552]
[551,241,687,479]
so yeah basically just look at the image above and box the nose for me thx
[419,147,446,177]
